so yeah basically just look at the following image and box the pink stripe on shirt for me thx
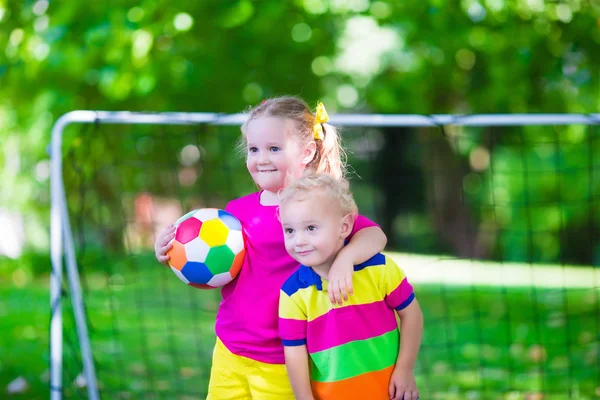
[385,278,413,310]
[279,317,307,341]
[306,301,398,354]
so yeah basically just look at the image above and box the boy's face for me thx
[280,190,352,270]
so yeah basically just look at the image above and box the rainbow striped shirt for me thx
[278,253,415,400]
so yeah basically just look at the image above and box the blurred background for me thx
[1,0,599,399]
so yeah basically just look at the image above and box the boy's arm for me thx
[389,299,423,400]
[395,299,423,371]
[383,259,422,399]
[279,285,312,398]
[328,221,387,305]
[284,345,314,400]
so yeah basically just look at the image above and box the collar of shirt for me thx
[296,242,351,291]
[297,265,326,291]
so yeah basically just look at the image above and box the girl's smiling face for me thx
[245,117,313,193]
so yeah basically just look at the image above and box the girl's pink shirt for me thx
[217,191,379,364]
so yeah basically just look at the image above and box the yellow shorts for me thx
[206,338,294,400]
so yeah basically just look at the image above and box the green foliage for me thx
[0,0,598,262]
[1,4,598,397]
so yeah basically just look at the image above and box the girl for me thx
[154,96,387,399]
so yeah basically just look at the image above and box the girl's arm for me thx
[154,225,176,266]
[328,225,387,305]
[389,299,423,400]
[284,346,314,400]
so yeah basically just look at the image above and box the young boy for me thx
[277,173,423,400]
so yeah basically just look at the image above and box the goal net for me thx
[50,112,600,399]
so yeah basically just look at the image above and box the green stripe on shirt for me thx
[310,328,399,382]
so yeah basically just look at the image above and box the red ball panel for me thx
[175,218,202,244]
[189,283,214,289]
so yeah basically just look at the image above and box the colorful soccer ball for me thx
[167,208,245,289]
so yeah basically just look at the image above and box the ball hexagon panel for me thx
[184,237,210,263]
[170,267,190,284]
[180,261,213,285]
[168,240,187,270]
[200,219,229,247]
[208,272,233,287]
[189,283,213,289]
[218,210,242,230]
[230,248,246,278]
[204,245,235,275]
[193,208,219,222]
[175,217,202,244]
[225,230,244,254]
[175,210,198,226]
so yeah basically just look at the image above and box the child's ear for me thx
[340,213,355,239]
[302,141,317,166]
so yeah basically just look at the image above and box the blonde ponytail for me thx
[310,123,345,179]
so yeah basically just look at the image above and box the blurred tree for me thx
[336,0,599,262]
[0,0,597,263]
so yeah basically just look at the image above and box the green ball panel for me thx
[204,245,235,275]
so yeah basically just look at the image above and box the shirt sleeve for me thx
[383,257,415,311]
[279,290,308,346]
[348,214,380,238]
[224,199,238,215]
[224,198,250,240]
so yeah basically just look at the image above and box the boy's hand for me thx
[388,368,418,400]
[327,251,354,305]
[154,225,176,266]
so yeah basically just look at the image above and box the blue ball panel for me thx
[218,210,242,231]
[180,261,214,285]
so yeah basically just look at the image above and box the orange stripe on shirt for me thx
[311,365,394,400]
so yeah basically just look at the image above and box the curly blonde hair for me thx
[278,172,358,216]
[240,96,346,179]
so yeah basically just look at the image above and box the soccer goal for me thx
[50,112,600,399]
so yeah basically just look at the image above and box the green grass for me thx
[1,254,599,399]
[1,282,50,400]
[420,284,599,399]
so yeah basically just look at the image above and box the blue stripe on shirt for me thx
[282,338,307,346]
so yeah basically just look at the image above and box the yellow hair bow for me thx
[313,101,329,140]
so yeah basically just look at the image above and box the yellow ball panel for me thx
[199,219,229,247]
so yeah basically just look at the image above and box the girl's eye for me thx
[248,147,258,153]
[285,228,294,234]
[270,146,280,152]
[308,225,317,231]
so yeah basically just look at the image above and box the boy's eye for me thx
[270,146,280,152]
[248,147,258,153]
[307,225,317,231]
